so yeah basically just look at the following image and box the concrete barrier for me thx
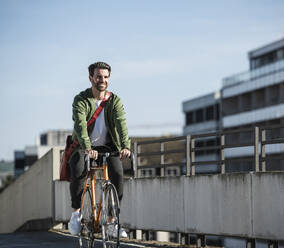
[1,149,283,241]
[0,148,62,233]
[120,173,284,240]
[54,172,284,240]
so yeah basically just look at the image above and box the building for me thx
[182,92,221,173]
[39,129,72,146]
[0,161,14,189]
[14,129,72,177]
[183,38,284,173]
[222,38,284,171]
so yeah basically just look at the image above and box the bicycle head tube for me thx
[84,153,90,171]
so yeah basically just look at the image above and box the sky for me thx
[0,0,284,160]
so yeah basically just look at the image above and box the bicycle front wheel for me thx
[101,183,120,248]
[80,187,95,248]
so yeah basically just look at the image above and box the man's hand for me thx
[85,149,98,160]
[120,148,131,160]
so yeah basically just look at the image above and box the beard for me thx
[94,82,107,92]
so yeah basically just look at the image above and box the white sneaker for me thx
[68,211,82,235]
[107,224,127,238]
[120,227,128,238]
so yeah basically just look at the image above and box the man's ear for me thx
[89,75,92,82]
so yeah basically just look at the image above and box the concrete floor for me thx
[0,230,147,248]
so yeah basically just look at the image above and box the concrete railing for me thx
[54,172,284,241]
[1,145,284,243]
[0,147,62,233]
[133,124,284,177]
[121,173,284,240]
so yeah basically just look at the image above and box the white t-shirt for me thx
[90,100,109,146]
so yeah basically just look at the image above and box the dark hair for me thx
[88,62,111,77]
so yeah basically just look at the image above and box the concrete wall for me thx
[54,172,284,240]
[0,148,61,233]
[252,173,284,240]
[120,173,284,240]
[54,181,72,222]
[1,148,284,241]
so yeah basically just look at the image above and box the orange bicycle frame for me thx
[80,163,109,232]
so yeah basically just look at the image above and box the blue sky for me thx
[0,0,284,160]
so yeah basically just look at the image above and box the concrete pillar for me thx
[136,230,142,240]
[268,240,279,248]
[156,231,169,242]
[142,230,149,241]
[246,238,256,248]
[129,229,136,239]
[196,234,206,248]
[178,233,189,245]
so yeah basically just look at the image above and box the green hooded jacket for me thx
[71,88,131,157]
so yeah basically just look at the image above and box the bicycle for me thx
[78,146,134,248]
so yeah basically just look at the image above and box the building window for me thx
[267,84,280,105]
[195,109,204,123]
[195,140,204,156]
[155,168,161,176]
[205,139,215,155]
[222,96,239,116]
[277,48,284,60]
[40,134,47,145]
[206,105,214,121]
[186,111,194,125]
[254,88,265,109]
[240,92,252,112]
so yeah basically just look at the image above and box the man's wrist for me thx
[121,147,130,151]
[85,148,92,154]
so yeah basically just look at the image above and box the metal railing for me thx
[132,136,187,178]
[132,124,284,178]
[222,58,284,88]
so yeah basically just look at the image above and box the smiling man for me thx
[68,61,131,238]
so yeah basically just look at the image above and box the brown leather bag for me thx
[59,135,73,181]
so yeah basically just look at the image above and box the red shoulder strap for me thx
[67,91,111,154]
[87,91,111,129]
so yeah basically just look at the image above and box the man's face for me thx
[89,68,110,92]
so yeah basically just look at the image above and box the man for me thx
[68,61,131,238]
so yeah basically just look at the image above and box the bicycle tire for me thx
[101,183,121,248]
[80,187,95,248]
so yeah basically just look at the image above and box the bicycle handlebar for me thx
[84,151,136,174]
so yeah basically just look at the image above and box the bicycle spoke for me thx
[101,183,120,248]
[80,188,95,248]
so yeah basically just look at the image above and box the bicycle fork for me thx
[101,183,107,248]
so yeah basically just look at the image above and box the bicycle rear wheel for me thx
[80,187,95,248]
[101,183,120,248]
